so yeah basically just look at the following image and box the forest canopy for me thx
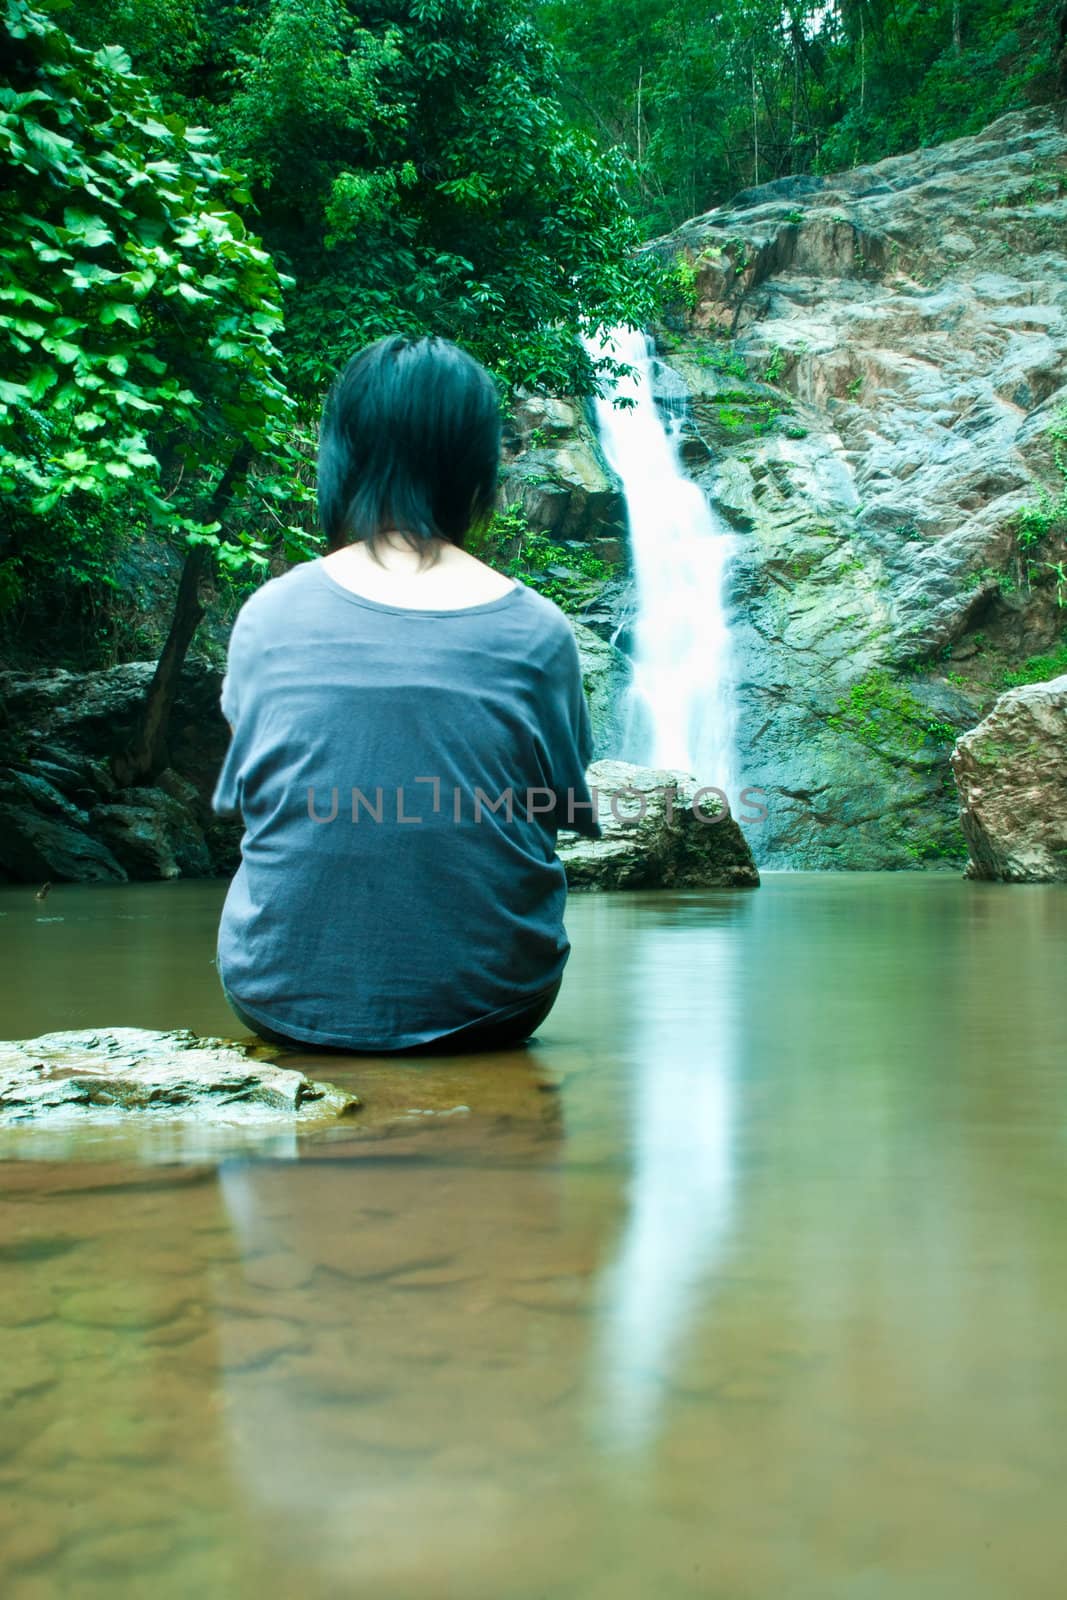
[0,0,666,648]
[0,0,296,617]
[538,0,1066,235]
[2,0,1064,657]
[59,0,666,399]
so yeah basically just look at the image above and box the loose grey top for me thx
[211,558,600,1049]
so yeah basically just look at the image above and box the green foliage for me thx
[471,500,610,612]
[123,0,670,400]
[1000,636,1067,687]
[0,0,301,617]
[764,345,786,383]
[664,251,700,313]
[1033,559,1067,607]
[975,167,1067,209]
[902,823,968,865]
[538,0,1061,233]
[691,341,748,380]
[827,669,957,755]
[704,386,798,438]
[1017,485,1067,549]
[966,564,1016,593]
[1015,404,1067,552]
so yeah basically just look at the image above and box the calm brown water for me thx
[1,873,1065,1598]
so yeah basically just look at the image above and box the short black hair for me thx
[316,333,503,562]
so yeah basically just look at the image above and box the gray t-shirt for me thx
[211,557,600,1049]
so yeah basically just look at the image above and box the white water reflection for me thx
[589,914,739,1451]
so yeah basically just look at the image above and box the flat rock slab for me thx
[0,1027,361,1127]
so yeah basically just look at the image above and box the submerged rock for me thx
[558,759,760,889]
[0,1028,361,1126]
[950,674,1067,881]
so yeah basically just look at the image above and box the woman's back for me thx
[212,558,599,1050]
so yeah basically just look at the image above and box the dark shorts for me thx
[222,978,563,1056]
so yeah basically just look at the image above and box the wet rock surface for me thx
[0,657,238,884]
[0,1028,361,1126]
[572,622,634,759]
[950,673,1067,881]
[558,758,760,889]
[500,393,627,551]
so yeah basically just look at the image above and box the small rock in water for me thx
[0,1027,361,1126]
[558,759,760,890]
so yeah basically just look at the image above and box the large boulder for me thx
[558,759,760,889]
[950,674,1067,881]
[500,394,626,548]
[0,656,235,883]
[0,1028,360,1125]
[89,786,213,880]
[0,799,127,884]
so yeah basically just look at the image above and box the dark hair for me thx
[316,333,502,563]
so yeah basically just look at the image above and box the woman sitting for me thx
[212,332,600,1054]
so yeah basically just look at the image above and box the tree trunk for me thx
[111,444,252,788]
[636,64,643,168]
[859,4,866,111]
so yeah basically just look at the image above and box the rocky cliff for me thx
[640,103,1067,868]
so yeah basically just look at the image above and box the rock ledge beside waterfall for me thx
[558,760,760,890]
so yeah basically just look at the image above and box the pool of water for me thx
[1,874,1065,1598]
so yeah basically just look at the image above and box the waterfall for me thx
[582,324,738,797]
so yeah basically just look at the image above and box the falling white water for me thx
[582,324,738,796]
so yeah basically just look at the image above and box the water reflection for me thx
[4,878,1067,1600]
[590,908,740,1451]
[210,1085,595,1595]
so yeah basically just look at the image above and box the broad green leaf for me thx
[25,366,57,400]
[62,209,115,248]
[98,302,141,329]
[41,337,80,364]
[24,123,75,162]
[93,45,134,76]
